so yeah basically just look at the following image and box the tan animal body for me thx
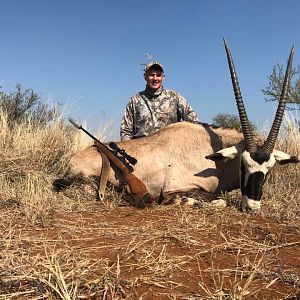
[66,122,244,199]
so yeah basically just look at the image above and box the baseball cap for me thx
[144,61,164,73]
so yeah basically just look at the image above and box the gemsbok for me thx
[54,40,299,211]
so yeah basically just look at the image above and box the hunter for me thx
[120,61,200,141]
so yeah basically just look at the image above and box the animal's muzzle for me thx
[242,171,266,201]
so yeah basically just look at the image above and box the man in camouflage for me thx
[120,61,200,141]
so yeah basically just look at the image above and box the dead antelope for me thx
[54,41,299,211]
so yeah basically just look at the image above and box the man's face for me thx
[144,68,165,90]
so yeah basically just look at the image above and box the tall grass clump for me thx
[261,112,300,225]
[0,106,95,225]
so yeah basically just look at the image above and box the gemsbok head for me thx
[206,39,299,211]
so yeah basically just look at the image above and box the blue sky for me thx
[1,0,299,138]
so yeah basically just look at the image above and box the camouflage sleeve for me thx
[177,93,200,123]
[120,99,134,141]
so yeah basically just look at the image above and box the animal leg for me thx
[97,150,111,201]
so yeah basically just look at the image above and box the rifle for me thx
[69,118,153,208]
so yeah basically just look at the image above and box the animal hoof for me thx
[136,193,153,209]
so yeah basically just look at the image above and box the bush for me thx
[0,84,60,127]
[212,113,257,132]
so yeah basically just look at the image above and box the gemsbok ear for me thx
[272,150,299,165]
[277,156,299,165]
[205,153,225,161]
[206,144,244,161]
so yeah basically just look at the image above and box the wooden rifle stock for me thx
[69,118,153,208]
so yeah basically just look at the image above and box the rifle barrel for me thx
[69,118,82,129]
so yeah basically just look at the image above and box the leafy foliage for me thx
[212,113,257,132]
[262,64,300,110]
[0,84,59,127]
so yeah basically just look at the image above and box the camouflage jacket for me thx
[120,86,200,141]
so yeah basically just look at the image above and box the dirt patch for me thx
[0,204,299,299]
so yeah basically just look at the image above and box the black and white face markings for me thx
[240,147,276,211]
[206,145,275,211]
[206,145,276,211]
[206,144,298,211]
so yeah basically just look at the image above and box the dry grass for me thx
[261,113,300,226]
[0,109,112,225]
[0,108,299,299]
[0,205,299,299]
